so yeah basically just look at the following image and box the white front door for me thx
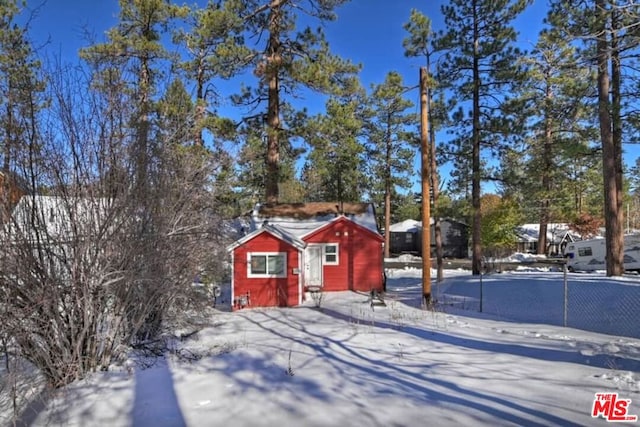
[305,246,323,288]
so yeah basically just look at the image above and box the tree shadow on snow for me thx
[238,310,582,427]
[130,358,187,427]
[319,306,640,373]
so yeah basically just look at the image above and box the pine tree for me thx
[176,0,249,147]
[548,0,640,275]
[235,0,360,203]
[365,71,416,258]
[507,27,597,254]
[235,120,266,210]
[80,0,189,195]
[436,0,531,275]
[302,85,368,202]
[0,0,44,173]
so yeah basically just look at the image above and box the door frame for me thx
[304,244,324,288]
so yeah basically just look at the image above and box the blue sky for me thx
[24,0,640,193]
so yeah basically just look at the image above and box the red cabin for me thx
[227,203,384,310]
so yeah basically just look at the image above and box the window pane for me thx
[324,244,338,264]
[578,247,592,257]
[251,255,267,274]
[268,255,285,275]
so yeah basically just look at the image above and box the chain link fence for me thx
[429,267,640,339]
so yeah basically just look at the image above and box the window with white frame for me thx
[247,253,287,278]
[323,244,339,265]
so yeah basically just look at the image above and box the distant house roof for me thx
[4,195,112,241]
[388,218,468,233]
[249,202,379,238]
[516,223,580,243]
[389,219,420,233]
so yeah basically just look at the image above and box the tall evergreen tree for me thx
[436,0,531,275]
[507,28,597,254]
[235,119,266,210]
[0,0,44,173]
[235,0,360,203]
[365,71,416,258]
[80,0,189,195]
[175,0,250,147]
[302,86,367,202]
[548,0,640,275]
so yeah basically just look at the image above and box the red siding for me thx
[232,232,300,310]
[351,226,384,292]
[304,217,384,293]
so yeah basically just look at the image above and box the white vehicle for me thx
[564,234,640,272]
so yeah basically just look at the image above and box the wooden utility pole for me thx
[420,67,431,307]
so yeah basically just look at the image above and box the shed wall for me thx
[305,218,383,293]
[232,232,300,309]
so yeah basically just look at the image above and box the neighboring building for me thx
[388,219,420,255]
[6,195,111,239]
[388,218,469,258]
[515,223,579,256]
[226,202,384,310]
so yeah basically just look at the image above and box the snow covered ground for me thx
[7,268,640,426]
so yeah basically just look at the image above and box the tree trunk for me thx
[195,54,206,147]
[596,0,623,276]
[611,5,625,272]
[426,54,443,282]
[135,58,151,196]
[384,185,391,259]
[3,97,11,171]
[384,120,392,259]
[265,1,283,204]
[538,79,553,255]
[471,0,482,276]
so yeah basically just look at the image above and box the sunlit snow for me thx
[8,267,640,427]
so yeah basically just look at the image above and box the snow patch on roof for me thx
[226,223,306,252]
[388,218,467,233]
[251,203,379,237]
[389,219,420,233]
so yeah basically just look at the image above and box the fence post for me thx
[479,258,483,313]
[563,262,568,327]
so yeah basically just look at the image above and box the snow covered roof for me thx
[4,195,112,240]
[226,223,306,252]
[389,219,420,233]
[388,218,467,233]
[249,202,379,238]
[515,223,580,243]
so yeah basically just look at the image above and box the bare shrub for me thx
[0,65,227,390]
